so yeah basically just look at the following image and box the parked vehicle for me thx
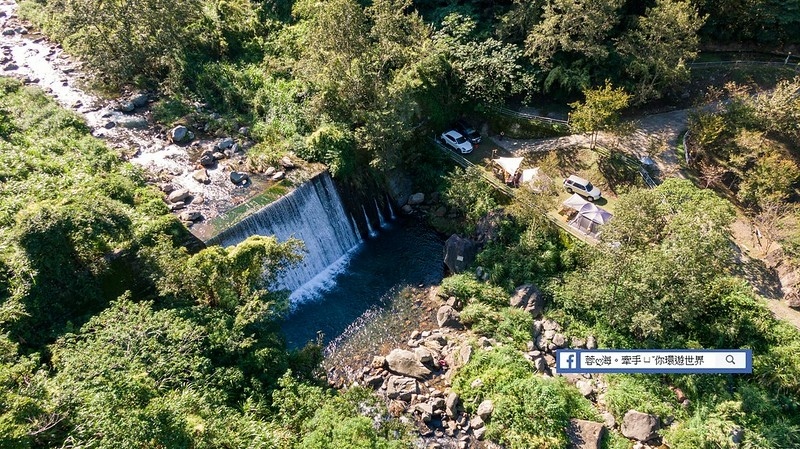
[454,120,481,144]
[440,130,474,154]
[564,175,602,201]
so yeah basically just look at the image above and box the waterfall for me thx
[362,205,377,237]
[387,194,396,220]
[206,172,361,295]
[350,213,363,242]
[374,198,387,228]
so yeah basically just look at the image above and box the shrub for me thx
[440,274,508,308]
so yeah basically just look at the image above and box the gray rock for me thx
[364,374,384,389]
[586,336,597,350]
[730,426,744,444]
[238,126,250,136]
[567,419,605,449]
[544,329,556,339]
[543,319,561,331]
[192,169,209,184]
[130,93,149,108]
[169,125,188,142]
[118,101,135,112]
[191,195,205,205]
[371,356,386,368]
[385,349,432,379]
[103,121,116,129]
[445,392,460,418]
[217,137,234,150]
[436,305,461,328]
[385,375,418,401]
[534,357,548,373]
[212,151,226,160]
[473,426,486,440]
[179,211,201,222]
[459,345,472,366]
[621,410,660,442]
[16,27,28,35]
[280,156,295,169]
[602,412,616,429]
[167,188,190,203]
[576,380,594,397]
[443,234,477,274]
[477,400,494,421]
[572,337,587,349]
[199,151,216,167]
[552,333,566,348]
[117,116,148,129]
[470,416,484,430]
[2,28,14,36]
[430,397,446,410]
[509,284,545,317]
[407,192,425,205]
[271,171,285,181]
[264,166,276,176]
[401,204,413,214]
[230,171,250,186]
[414,347,433,364]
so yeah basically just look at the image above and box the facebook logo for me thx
[558,351,579,371]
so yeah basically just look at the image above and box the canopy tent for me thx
[562,193,589,211]
[582,208,613,225]
[568,204,614,237]
[493,157,524,176]
[521,167,553,193]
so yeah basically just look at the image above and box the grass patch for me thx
[151,97,195,125]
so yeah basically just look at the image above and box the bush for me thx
[453,346,597,449]
[460,304,533,347]
[440,274,508,308]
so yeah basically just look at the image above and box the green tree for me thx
[525,0,623,92]
[617,0,705,104]
[557,179,736,342]
[443,166,499,232]
[303,124,359,178]
[39,0,202,83]
[568,80,630,150]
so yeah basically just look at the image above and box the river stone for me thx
[118,101,135,112]
[213,151,226,160]
[238,126,250,136]
[552,333,566,348]
[230,171,250,186]
[509,284,545,317]
[167,188,190,203]
[436,305,461,328]
[280,156,295,169]
[567,419,605,449]
[217,137,234,150]
[271,171,285,181]
[534,357,548,373]
[470,416,485,430]
[445,392,460,418]
[364,374,384,389]
[414,347,434,364]
[586,336,598,350]
[130,93,149,108]
[169,125,188,142]
[192,169,209,184]
[621,410,660,442]
[385,375,418,401]
[576,380,594,397]
[264,167,276,176]
[179,211,202,222]
[117,116,148,129]
[199,151,216,167]
[474,426,486,441]
[385,349,432,379]
[477,400,494,421]
[1,28,14,36]
[408,192,425,205]
[443,234,476,274]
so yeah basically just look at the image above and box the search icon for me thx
[726,354,736,364]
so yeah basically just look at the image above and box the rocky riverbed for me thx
[0,0,306,233]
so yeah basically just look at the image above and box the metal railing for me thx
[491,105,570,126]
[688,59,800,73]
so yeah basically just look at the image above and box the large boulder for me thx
[621,410,660,442]
[436,305,461,328]
[443,234,477,274]
[167,188,190,203]
[566,419,605,449]
[407,192,425,205]
[477,400,494,421]
[169,125,188,143]
[509,284,545,317]
[385,349,432,379]
[385,375,418,401]
[445,392,460,418]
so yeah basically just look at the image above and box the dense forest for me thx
[1,0,800,447]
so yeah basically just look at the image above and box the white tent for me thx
[562,193,589,211]
[493,157,524,176]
